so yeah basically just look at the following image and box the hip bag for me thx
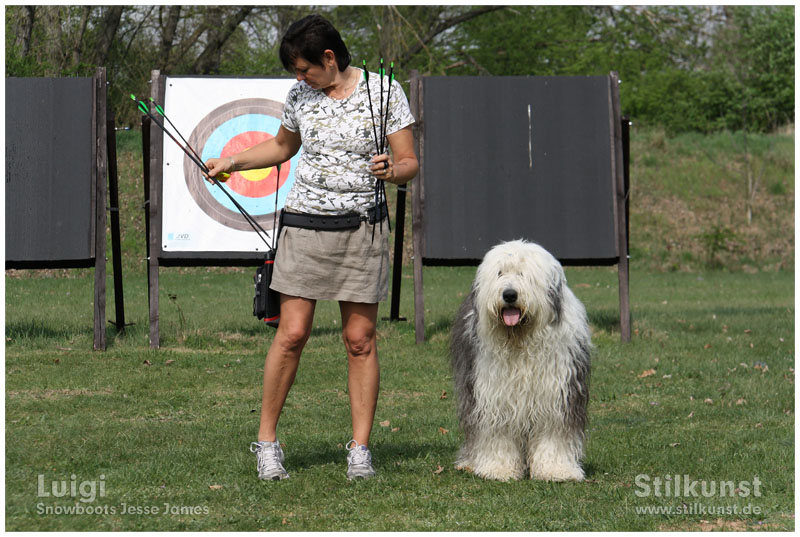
[281,201,389,231]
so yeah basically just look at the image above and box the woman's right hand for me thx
[204,156,234,182]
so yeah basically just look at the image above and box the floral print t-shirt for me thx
[281,69,415,216]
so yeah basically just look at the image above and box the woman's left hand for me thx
[370,153,393,182]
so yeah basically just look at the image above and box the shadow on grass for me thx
[587,309,620,333]
[6,319,93,343]
[582,462,605,480]
[7,317,152,350]
[424,316,457,342]
[287,439,454,471]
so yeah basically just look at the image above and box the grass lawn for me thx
[5,265,794,531]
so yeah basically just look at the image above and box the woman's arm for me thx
[205,125,302,180]
[370,125,418,185]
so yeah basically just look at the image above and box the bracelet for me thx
[229,156,236,171]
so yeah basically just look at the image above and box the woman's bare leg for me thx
[339,301,380,446]
[257,294,316,442]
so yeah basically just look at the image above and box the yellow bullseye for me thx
[239,166,273,182]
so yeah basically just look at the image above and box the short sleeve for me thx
[281,83,301,133]
[386,79,415,136]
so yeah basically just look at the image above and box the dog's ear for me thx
[547,272,564,325]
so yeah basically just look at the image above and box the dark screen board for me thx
[5,77,94,264]
[421,76,617,264]
[5,71,111,351]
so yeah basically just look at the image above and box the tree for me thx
[710,6,795,131]
[156,5,182,72]
[325,6,504,76]
[5,5,793,132]
[93,6,124,67]
[192,6,254,74]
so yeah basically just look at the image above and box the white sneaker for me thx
[250,440,289,481]
[346,440,376,480]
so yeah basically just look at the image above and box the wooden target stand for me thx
[5,67,127,350]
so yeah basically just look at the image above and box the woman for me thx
[205,14,418,481]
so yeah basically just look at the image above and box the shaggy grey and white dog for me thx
[450,240,591,481]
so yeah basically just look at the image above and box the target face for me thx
[185,98,298,231]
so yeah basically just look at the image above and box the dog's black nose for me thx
[502,289,518,304]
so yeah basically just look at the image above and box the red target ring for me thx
[185,97,298,232]
[220,132,290,198]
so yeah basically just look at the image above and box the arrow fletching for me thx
[149,98,166,116]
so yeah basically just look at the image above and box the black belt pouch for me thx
[253,212,283,328]
[253,250,280,328]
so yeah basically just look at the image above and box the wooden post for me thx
[142,114,152,340]
[93,67,108,351]
[622,115,631,257]
[389,184,408,322]
[106,111,126,332]
[410,71,426,344]
[609,72,631,342]
[147,70,164,349]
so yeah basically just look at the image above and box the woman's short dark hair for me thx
[279,14,351,72]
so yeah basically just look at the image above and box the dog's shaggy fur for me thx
[450,240,591,481]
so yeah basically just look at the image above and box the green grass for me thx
[628,127,794,272]
[5,125,794,530]
[5,266,794,531]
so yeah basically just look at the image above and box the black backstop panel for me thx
[421,76,618,264]
[410,73,630,343]
[5,71,112,350]
[5,78,95,264]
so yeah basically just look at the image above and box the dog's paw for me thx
[530,463,584,482]
[454,460,474,473]
[472,463,525,482]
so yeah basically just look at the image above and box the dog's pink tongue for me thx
[502,307,522,327]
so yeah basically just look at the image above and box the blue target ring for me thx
[200,114,297,216]
[185,98,300,232]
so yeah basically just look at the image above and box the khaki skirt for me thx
[270,220,390,303]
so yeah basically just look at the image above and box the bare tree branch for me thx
[71,7,91,66]
[159,5,182,71]
[120,6,154,66]
[396,6,505,66]
[41,7,65,72]
[92,6,125,66]
[19,6,36,58]
[170,11,210,71]
[192,6,254,74]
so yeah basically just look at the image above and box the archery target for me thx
[185,98,297,231]
[161,77,298,253]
